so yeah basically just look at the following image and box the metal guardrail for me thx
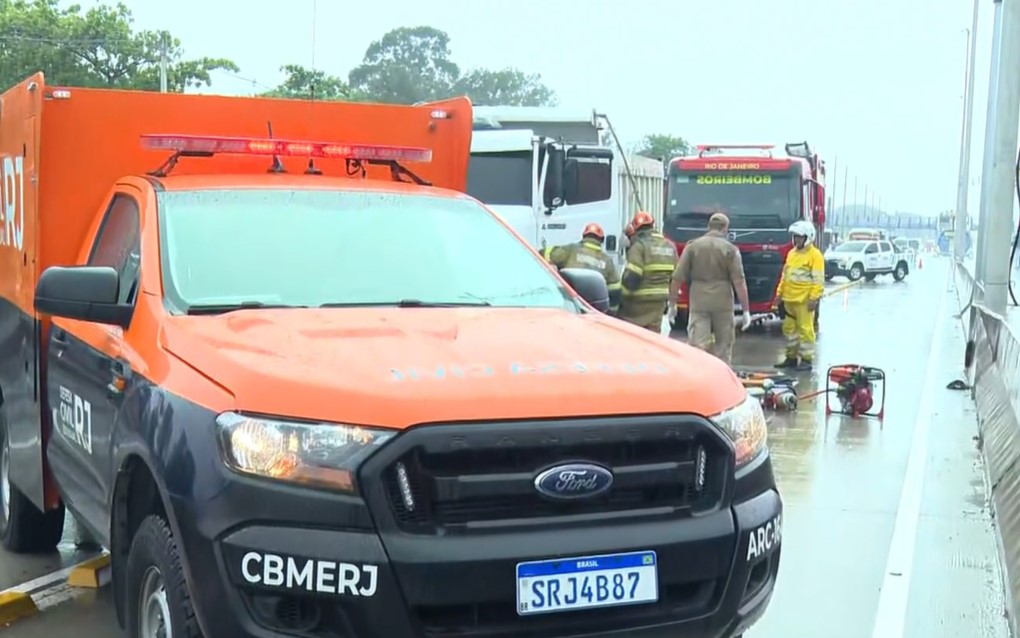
[954,258,1020,635]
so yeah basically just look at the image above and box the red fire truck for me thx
[665,142,827,328]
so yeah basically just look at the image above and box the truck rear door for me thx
[2,84,45,510]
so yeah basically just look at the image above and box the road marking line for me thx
[822,279,863,298]
[870,267,951,638]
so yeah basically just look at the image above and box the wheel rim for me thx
[851,267,862,279]
[139,566,172,638]
[1,434,11,523]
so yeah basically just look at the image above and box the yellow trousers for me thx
[782,301,816,361]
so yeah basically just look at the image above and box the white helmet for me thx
[788,220,815,243]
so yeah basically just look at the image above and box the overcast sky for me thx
[76,0,1000,216]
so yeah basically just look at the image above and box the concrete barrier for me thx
[954,259,1020,636]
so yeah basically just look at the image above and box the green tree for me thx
[0,0,238,92]
[262,64,352,100]
[348,26,459,104]
[453,68,557,106]
[636,134,691,161]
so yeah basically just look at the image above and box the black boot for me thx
[795,358,813,372]
[775,357,798,369]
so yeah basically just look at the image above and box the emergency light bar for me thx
[696,144,776,151]
[696,144,776,159]
[139,134,433,163]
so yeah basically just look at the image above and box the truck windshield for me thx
[156,188,578,312]
[466,151,532,206]
[663,170,800,236]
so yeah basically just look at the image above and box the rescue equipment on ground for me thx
[823,364,886,418]
[736,371,798,411]
[760,378,798,411]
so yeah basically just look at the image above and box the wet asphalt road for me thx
[0,258,1010,637]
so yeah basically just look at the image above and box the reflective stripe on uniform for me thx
[625,263,644,276]
[643,264,675,273]
[629,287,670,298]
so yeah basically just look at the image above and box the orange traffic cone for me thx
[917,255,923,270]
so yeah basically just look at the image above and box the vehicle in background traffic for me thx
[892,237,920,264]
[846,228,887,242]
[824,239,910,282]
[466,107,664,268]
[937,211,955,235]
[664,142,826,328]
[822,229,840,249]
[0,74,781,638]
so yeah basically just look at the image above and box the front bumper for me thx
[825,260,852,277]
[171,416,783,638]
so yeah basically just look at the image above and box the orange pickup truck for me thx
[0,73,781,638]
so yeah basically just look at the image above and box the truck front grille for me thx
[740,252,784,305]
[363,416,733,535]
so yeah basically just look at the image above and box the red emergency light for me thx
[139,134,433,163]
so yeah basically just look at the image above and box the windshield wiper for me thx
[320,299,492,308]
[184,301,307,315]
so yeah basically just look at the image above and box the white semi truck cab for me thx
[466,108,626,264]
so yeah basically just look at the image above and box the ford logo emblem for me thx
[534,463,614,500]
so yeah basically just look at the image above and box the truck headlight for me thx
[710,394,768,468]
[215,412,396,492]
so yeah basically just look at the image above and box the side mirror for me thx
[559,267,610,313]
[35,266,132,327]
[543,147,565,209]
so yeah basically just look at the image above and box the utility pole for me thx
[830,155,838,214]
[159,33,169,93]
[980,0,1020,314]
[863,184,869,222]
[976,0,1005,285]
[841,165,849,236]
[956,0,982,257]
[853,176,859,225]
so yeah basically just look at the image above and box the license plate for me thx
[515,550,658,616]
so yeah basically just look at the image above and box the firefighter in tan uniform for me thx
[669,213,752,365]
[543,223,623,313]
[618,211,677,331]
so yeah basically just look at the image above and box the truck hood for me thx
[161,308,744,428]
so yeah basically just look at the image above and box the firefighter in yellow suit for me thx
[543,223,623,314]
[775,220,825,371]
[619,211,678,331]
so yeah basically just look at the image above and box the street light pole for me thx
[979,0,1020,314]
[955,0,981,257]
[976,0,1005,285]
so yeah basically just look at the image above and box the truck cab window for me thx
[87,194,141,305]
[566,159,612,205]
[864,243,878,254]
[879,242,892,252]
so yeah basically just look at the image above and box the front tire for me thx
[126,515,202,638]
[0,415,64,553]
[893,261,908,282]
[848,263,864,281]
